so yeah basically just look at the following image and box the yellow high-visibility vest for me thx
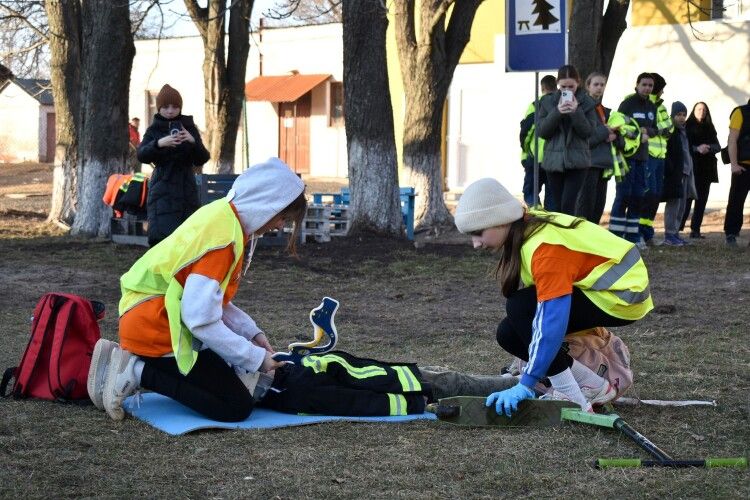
[519,210,653,320]
[119,200,244,374]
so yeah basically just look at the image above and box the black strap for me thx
[0,367,17,398]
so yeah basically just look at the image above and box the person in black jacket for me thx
[610,73,658,246]
[681,102,721,238]
[137,84,210,246]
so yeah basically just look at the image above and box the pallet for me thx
[111,215,149,247]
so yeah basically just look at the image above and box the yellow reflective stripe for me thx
[302,354,387,378]
[387,393,407,416]
[393,366,422,393]
[639,218,654,227]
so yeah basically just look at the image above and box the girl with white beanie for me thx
[454,178,653,416]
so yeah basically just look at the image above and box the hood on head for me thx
[227,157,305,235]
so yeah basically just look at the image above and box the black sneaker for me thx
[690,232,705,239]
[726,235,738,247]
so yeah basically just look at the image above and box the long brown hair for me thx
[494,213,583,297]
[280,191,307,256]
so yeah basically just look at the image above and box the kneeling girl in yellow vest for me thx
[89,158,307,422]
[454,178,653,417]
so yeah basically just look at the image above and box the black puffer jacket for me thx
[686,119,720,184]
[137,113,210,245]
[536,88,598,172]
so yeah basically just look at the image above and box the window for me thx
[329,81,344,127]
[145,90,158,125]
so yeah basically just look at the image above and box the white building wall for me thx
[0,83,40,162]
[447,19,750,209]
[246,100,279,165]
[129,37,208,136]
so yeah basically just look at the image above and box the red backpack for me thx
[1,293,104,402]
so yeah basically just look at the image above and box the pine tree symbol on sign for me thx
[532,0,559,30]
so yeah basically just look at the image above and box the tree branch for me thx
[444,0,481,71]
[183,0,208,37]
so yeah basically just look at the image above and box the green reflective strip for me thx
[387,393,407,416]
[393,366,422,393]
[639,218,654,227]
[590,246,641,292]
[302,354,387,378]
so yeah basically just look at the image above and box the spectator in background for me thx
[137,84,210,247]
[639,73,673,246]
[577,72,618,223]
[519,75,557,209]
[681,102,720,239]
[723,98,750,246]
[536,65,597,216]
[661,101,697,246]
[610,73,657,247]
[127,117,141,172]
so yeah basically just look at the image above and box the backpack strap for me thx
[47,297,76,400]
[11,294,57,397]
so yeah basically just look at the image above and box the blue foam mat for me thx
[125,393,437,435]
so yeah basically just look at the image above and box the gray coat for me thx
[536,88,598,172]
[589,104,614,169]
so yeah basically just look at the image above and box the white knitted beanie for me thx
[454,178,524,233]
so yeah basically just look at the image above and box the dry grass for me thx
[0,164,748,498]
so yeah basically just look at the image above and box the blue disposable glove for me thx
[485,383,535,417]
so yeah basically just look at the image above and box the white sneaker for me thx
[540,390,594,413]
[102,347,140,421]
[87,338,118,410]
[581,380,617,406]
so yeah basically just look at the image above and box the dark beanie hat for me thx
[671,101,687,117]
[651,73,666,94]
[156,84,183,110]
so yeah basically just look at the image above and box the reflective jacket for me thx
[648,95,674,159]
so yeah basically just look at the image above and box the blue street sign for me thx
[506,0,567,72]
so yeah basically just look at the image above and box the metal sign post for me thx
[506,0,567,207]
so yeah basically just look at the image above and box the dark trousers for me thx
[495,287,633,378]
[723,169,750,236]
[546,169,589,216]
[260,352,427,416]
[681,174,713,234]
[577,168,609,223]
[522,163,550,208]
[140,349,254,422]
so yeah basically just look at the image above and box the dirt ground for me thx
[0,163,748,498]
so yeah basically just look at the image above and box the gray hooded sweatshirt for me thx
[180,158,304,374]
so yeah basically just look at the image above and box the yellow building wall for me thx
[632,0,712,26]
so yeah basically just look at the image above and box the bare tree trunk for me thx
[185,0,252,174]
[45,0,81,226]
[569,0,630,79]
[71,0,134,237]
[394,0,482,232]
[342,0,402,237]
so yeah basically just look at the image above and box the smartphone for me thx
[561,90,573,104]
[169,122,182,137]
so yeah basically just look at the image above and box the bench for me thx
[195,174,239,205]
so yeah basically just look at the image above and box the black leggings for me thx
[140,349,253,422]
[545,169,589,217]
[496,287,633,377]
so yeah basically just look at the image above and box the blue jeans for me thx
[639,157,665,241]
[610,159,647,243]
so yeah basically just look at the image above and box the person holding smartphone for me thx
[536,65,598,216]
[137,84,210,246]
